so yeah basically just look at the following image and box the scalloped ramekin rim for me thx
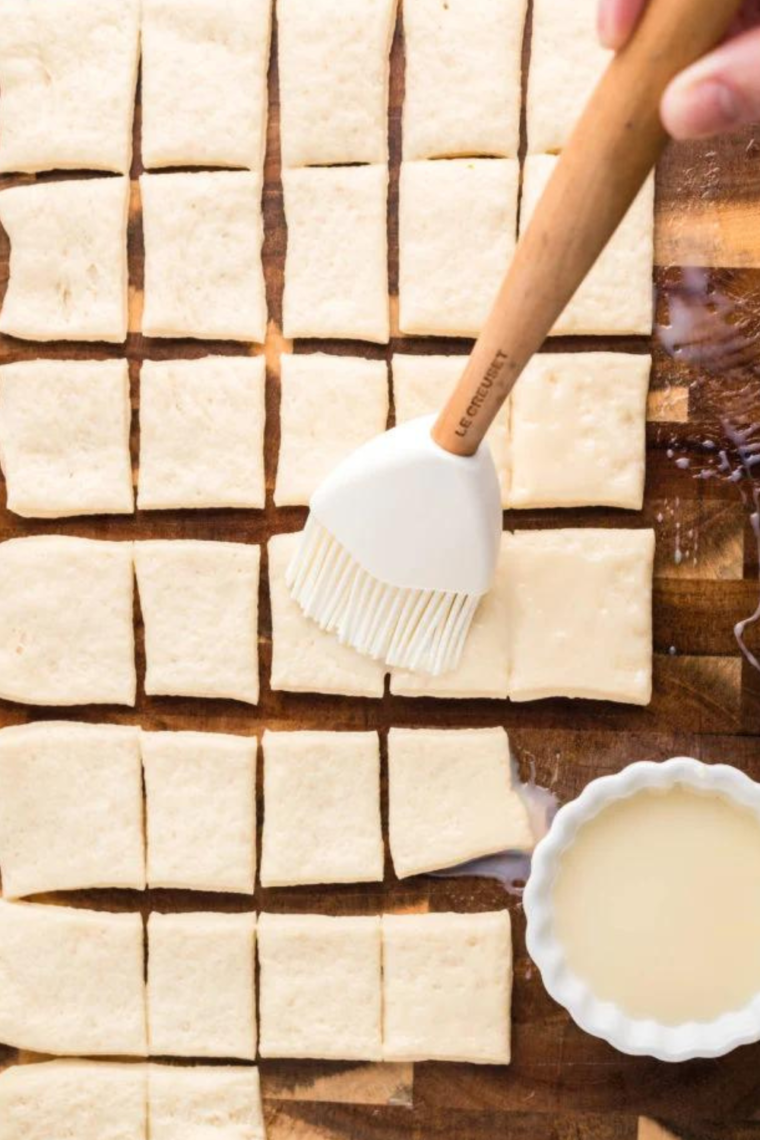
[523,757,760,1062]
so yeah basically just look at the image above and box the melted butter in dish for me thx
[553,785,760,1025]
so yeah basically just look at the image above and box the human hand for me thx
[598,0,760,138]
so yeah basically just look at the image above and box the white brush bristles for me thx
[286,517,481,676]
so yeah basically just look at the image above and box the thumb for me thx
[661,26,760,139]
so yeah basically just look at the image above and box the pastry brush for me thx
[288,0,742,676]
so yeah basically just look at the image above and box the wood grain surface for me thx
[2,6,760,1138]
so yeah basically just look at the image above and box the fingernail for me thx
[597,3,621,49]
[663,78,742,139]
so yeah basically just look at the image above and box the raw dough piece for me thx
[506,528,655,704]
[268,532,385,698]
[399,159,518,336]
[0,1061,147,1140]
[0,359,133,518]
[143,731,257,894]
[527,0,611,154]
[258,913,382,1060]
[275,354,388,506]
[282,165,389,343]
[520,157,655,335]
[0,178,129,343]
[149,1065,264,1140]
[0,0,139,174]
[141,172,266,342]
[403,0,527,160]
[392,353,509,505]
[142,0,272,170]
[383,910,512,1063]
[0,722,144,899]
[391,532,510,698]
[509,353,651,509]
[138,357,266,510]
[387,728,533,878]
[147,911,257,1060]
[278,0,396,167]
[135,540,260,704]
[0,536,136,707]
[0,900,146,1056]
[261,730,383,886]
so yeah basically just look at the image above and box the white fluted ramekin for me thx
[524,757,760,1062]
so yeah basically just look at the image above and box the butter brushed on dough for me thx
[0,1061,147,1140]
[399,159,518,337]
[527,0,611,154]
[278,0,396,167]
[282,165,389,343]
[0,536,136,708]
[0,178,129,343]
[0,0,139,174]
[506,528,655,705]
[520,156,654,335]
[141,171,267,342]
[258,913,383,1060]
[0,359,133,518]
[275,353,388,506]
[149,1065,265,1140]
[383,911,512,1064]
[0,722,144,899]
[142,0,272,170]
[147,911,257,1060]
[388,728,533,879]
[0,900,147,1056]
[135,540,260,704]
[403,0,527,160]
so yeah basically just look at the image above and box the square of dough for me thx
[258,913,382,1060]
[149,1065,264,1140]
[527,0,611,154]
[0,177,129,343]
[0,359,133,518]
[278,0,396,168]
[383,911,512,1063]
[261,730,383,887]
[147,911,257,1060]
[399,159,518,337]
[275,354,388,506]
[0,0,139,174]
[0,536,136,707]
[387,728,533,879]
[0,721,144,900]
[282,165,389,343]
[520,157,655,335]
[391,532,510,699]
[142,0,272,170]
[508,353,651,510]
[141,172,266,342]
[138,357,266,511]
[0,900,146,1056]
[0,1061,147,1140]
[506,528,655,705]
[403,0,527,160]
[135,540,260,704]
[268,532,385,698]
[392,353,509,505]
[143,731,257,894]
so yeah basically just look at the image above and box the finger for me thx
[597,0,648,49]
[661,26,760,139]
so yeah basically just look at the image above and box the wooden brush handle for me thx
[433,0,743,456]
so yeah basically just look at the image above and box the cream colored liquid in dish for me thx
[553,785,760,1024]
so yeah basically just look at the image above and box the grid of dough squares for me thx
[0,1061,267,1140]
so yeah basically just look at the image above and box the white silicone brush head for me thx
[286,415,503,676]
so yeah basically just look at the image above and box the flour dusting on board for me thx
[658,266,760,668]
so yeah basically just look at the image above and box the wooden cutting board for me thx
[2,14,760,1140]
